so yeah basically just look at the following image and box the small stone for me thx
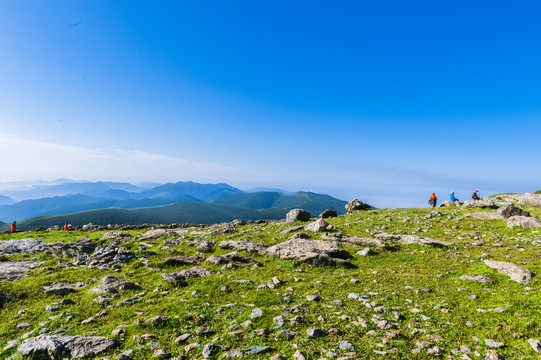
[174,334,191,343]
[528,339,541,353]
[250,308,263,319]
[306,328,324,338]
[484,339,505,348]
[339,340,355,350]
[306,295,321,301]
[246,346,271,354]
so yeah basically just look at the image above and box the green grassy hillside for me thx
[1,202,289,231]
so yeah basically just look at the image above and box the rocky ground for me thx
[0,193,541,359]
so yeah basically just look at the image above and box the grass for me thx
[0,203,540,359]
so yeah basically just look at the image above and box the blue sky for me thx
[1,1,540,208]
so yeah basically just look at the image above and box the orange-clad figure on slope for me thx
[64,223,70,231]
[428,193,437,208]
[10,221,16,233]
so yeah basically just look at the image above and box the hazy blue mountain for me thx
[0,195,15,206]
[248,187,292,194]
[4,181,144,201]
[5,202,288,231]
[212,191,347,215]
[0,194,186,222]
[135,181,244,202]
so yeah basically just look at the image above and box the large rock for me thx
[0,238,49,255]
[345,199,370,213]
[304,219,329,232]
[89,276,139,294]
[219,240,268,254]
[319,209,337,218]
[0,261,45,282]
[265,239,350,266]
[439,200,463,207]
[506,216,541,229]
[371,231,450,246]
[497,204,530,219]
[163,256,204,266]
[42,282,87,296]
[459,275,493,283]
[101,231,132,240]
[206,252,253,265]
[322,234,390,248]
[484,260,535,284]
[162,266,216,284]
[465,212,504,220]
[50,238,98,257]
[285,209,311,223]
[18,334,116,359]
[141,229,178,239]
[463,198,500,209]
[518,193,541,207]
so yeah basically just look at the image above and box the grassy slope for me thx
[0,203,540,359]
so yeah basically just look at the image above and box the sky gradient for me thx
[1,1,540,208]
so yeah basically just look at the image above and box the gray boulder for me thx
[42,282,87,296]
[322,234,390,248]
[518,193,541,207]
[484,260,535,284]
[163,256,204,266]
[319,209,337,218]
[141,229,177,239]
[197,240,216,252]
[304,218,329,232]
[439,200,463,207]
[101,231,132,240]
[506,216,541,229]
[162,266,216,284]
[371,231,450,246]
[0,238,49,255]
[463,198,500,209]
[206,252,253,265]
[89,276,139,294]
[265,239,350,266]
[285,209,311,223]
[219,240,268,254]
[497,204,530,219]
[345,198,370,213]
[459,275,493,283]
[465,212,504,220]
[18,334,116,359]
[50,238,97,257]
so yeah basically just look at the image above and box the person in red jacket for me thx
[429,193,437,208]
[64,223,70,231]
[10,221,16,233]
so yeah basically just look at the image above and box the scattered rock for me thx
[196,240,216,252]
[465,212,504,220]
[484,260,535,284]
[285,209,311,223]
[306,328,324,338]
[206,252,253,265]
[0,261,45,282]
[0,238,49,255]
[460,275,493,283]
[42,282,87,296]
[484,339,505,348]
[319,209,338,218]
[506,216,541,229]
[356,247,372,256]
[141,229,177,239]
[101,231,132,240]
[163,256,204,266]
[304,218,329,232]
[497,204,530,219]
[345,198,371,213]
[266,238,351,266]
[50,238,98,257]
[528,338,541,354]
[371,231,450,246]
[89,276,139,294]
[463,198,500,209]
[219,240,268,254]
[518,193,541,207]
[18,334,116,359]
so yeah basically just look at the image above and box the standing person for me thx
[64,223,70,231]
[10,221,16,233]
[450,191,459,202]
[429,192,437,207]
[472,189,480,200]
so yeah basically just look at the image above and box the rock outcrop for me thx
[0,238,49,255]
[219,240,268,254]
[484,260,535,284]
[266,239,350,266]
[89,276,139,294]
[18,334,116,359]
[42,282,87,296]
[465,212,504,220]
[285,209,311,223]
[304,218,329,232]
[50,238,98,258]
[0,261,45,282]
[506,216,541,229]
[497,204,530,219]
[319,209,337,218]
[371,231,450,246]
[518,192,541,207]
[345,199,370,213]
[463,198,500,209]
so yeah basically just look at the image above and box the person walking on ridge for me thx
[10,221,16,233]
[64,223,70,231]
[472,189,480,200]
[429,193,437,207]
[450,191,459,202]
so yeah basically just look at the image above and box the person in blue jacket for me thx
[450,191,459,202]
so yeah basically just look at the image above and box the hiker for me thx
[428,192,437,207]
[10,221,16,233]
[64,223,70,231]
[450,191,459,202]
[472,189,480,200]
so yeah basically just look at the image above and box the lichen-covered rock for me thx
[18,334,116,359]
[371,231,450,246]
[266,239,350,266]
[50,238,97,257]
[518,193,541,207]
[439,200,463,207]
[319,209,337,218]
[465,212,504,220]
[506,216,541,229]
[285,209,311,223]
[463,198,500,209]
[497,204,530,219]
[206,252,253,265]
[141,229,178,239]
[0,239,49,255]
[322,234,390,248]
[0,261,45,282]
[484,260,535,284]
[101,231,132,240]
[42,282,87,295]
[219,240,268,254]
[345,198,370,213]
[304,218,329,232]
[89,276,139,294]
[459,275,493,283]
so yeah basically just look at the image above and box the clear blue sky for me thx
[1,1,540,208]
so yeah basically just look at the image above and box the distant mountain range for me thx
[0,180,349,231]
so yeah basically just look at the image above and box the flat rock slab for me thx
[304,218,329,232]
[219,240,268,254]
[42,282,87,296]
[50,238,98,257]
[506,216,541,229]
[0,238,49,255]
[518,193,541,207]
[0,261,45,282]
[162,266,216,284]
[18,334,116,359]
[163,256,204,266]
[465,212,504,220]
[497,204,530,219]
[371,231,450,246]
[484,260,535,284]
[323,234,390,248]
[141,229,178,239]
[265,239,350,266]
[206,252,253,265]
[101,231,132,240]
[89,276,139,294]
[459,275,493,283]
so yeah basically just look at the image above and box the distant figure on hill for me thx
[10,221,16,233]
[472,189,480,200]
[64,223,70,231]
[450,191,459,202]
[429,193,437,207]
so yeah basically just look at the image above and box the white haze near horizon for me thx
[0,133,537,209]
